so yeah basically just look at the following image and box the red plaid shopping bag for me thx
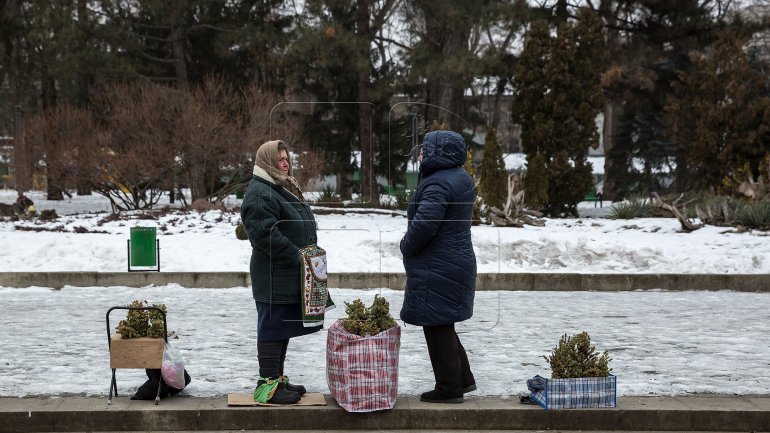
[326,319,400,412]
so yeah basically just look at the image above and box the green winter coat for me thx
[241,175,317,304]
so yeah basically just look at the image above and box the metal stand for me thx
[127,239,161,272]
[106,306,168,405]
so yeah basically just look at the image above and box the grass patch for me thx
[610,196,651,219]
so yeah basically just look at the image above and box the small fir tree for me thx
[479,127,508,210]
[545,331,612,379]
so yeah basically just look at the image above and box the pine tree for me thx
[524,153,548,209]
[665,28,770,192]
[512,9,605,216]
[601,0,717,196]
[479,127,507,210]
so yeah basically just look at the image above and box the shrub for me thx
[479,127,507,210]
[38,209,59,221]
[317,185,343,207]
[235,222,248,240]
[610,195,651,219]
[545,331,612,379]
[341,295,397,337]
[693,195,743,226]
[736,201,770,230]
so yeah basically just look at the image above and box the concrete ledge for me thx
[1,272,769,291]
[0,395,768,432]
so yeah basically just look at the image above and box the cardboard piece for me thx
[227,392,327,407]
[109,334,164,369]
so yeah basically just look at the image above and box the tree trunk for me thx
[602,100,622,200]
[46,170,64,200]
[356,0,377,205]
[0,0,20,91]
[13,105,30,194]
[169,6,188,90]
[418,3,472,131]
[75,0,89,107]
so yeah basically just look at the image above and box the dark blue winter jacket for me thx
[399,130,477,326]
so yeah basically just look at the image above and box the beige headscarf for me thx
[254,140,305,201]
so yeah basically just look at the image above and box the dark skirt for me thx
[255,301,322,342]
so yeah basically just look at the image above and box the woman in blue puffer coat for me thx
[400,130,477,404]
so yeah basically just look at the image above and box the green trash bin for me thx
[129,226,158,270]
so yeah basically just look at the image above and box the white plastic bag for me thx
[161,341,186,390]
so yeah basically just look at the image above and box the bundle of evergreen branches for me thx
[545,331,612,379]
[341,295,397,337]
[115,300,167,339]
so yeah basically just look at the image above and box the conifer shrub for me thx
[610,195,652,219]
[479,127,508,210]
[524,154,548,210]
[235,222,248,240]
[545,331,612,379]
[341,295,397,337]
[116,300,168,339]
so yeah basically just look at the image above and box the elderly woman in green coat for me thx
[240,140,319,404]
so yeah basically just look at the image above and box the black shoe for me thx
[280,376,307,396]
[257,379,300,405]
[463,383,477,393]
[420,389,463,404]
[520,395,536,405]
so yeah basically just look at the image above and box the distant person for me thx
[400,130,477,404]
[240,140,320,404]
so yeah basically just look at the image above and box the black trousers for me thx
[257,339,289,379]
[423,324,475,397]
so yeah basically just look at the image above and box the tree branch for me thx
[374,34,411,51]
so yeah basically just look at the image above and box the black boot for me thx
[256,378,300,404]
[257,340,300,404]
[280,375,307,396]
[420,389,463,404]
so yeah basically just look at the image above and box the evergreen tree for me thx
[524,153,548,209]
[512,9,605,216]
[664,28,770,192]
[479,127,507,210]
[286,0,398,200]
[600,0,718,197]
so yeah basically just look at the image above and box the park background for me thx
[1,0,770,400]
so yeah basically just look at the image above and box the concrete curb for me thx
[0,272,769,291]
[1,395,768,432]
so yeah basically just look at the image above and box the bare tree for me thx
[92,82,179,211]
[25,104,100,200]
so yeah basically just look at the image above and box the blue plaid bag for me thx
[527,374,616,409]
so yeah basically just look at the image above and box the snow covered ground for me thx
[2,286,769,398]
[1,189,768,274]
[1,189,769,398]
